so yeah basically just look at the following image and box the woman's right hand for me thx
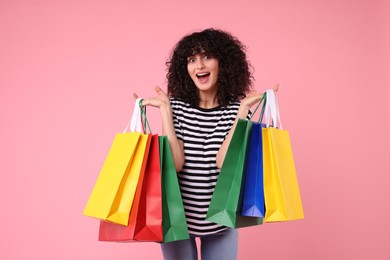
[133,86,170,108]
[134,86,185,172]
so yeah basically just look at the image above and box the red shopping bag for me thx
[133,134,163,241]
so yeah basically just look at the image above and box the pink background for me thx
[1,0,389,259]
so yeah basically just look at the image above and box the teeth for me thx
[196,73,209,77]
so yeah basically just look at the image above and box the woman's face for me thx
[187,53,219,94]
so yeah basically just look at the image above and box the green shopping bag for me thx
[206,119,263,228]
[159,136,190,243]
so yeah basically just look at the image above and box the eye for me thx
[187,57,196,63]
[203,54,214,61]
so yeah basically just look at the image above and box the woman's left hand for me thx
[240,83,280,112]
[217,83,280,168]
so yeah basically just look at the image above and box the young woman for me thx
[136,28,278,260]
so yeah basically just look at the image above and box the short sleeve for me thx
[170,98,184,141]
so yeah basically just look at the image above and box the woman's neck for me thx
[198,90,219,109]
[198,94,219,109]
[198,99,219,109]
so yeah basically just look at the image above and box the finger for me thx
[154,86,167,96]
[140,97,153,106]
[251,91,264,98]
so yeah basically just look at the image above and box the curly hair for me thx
[166,28,253,106]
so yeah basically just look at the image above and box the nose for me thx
[196,58,205,70]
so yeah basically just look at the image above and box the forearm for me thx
[216,105,250,169]
[159,103,185,172]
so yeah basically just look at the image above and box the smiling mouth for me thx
[196,72,210,82]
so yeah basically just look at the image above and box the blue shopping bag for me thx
[241,122,265,217]
[241,94,266,217]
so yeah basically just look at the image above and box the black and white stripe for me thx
[170,98,241,236]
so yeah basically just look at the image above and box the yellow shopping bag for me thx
[83,99,150,226]
[106,133,150,225]
[263,128,304,222]
[262,90,304,222]
[83,133,140,223]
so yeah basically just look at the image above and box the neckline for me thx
[195,105,222,112]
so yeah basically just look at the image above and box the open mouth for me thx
[196,72,210,83]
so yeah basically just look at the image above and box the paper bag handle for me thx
[264,89,283,129]
[123,98,143,133]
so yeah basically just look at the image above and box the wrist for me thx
[237,105,249,119]
[159,101,173,119]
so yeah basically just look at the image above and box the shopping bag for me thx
[160,136,190,243]
[206,118,262,228]
[83,99,149,226]
[98,133,152,241]
[241,95,266,217]
[133,134,163,241]
[241,123,266,217]
[262,90,304,222]
[99,134,163,242]
[106,133,150,225]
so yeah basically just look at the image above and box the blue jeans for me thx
[161,228,238,260]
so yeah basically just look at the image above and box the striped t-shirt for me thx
[170,98,242,236]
